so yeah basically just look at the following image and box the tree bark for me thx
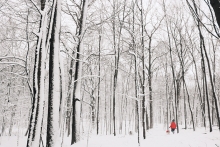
[46,0,61,146]
[148,36,153,129]
[112,0,117,136]
[71,0,88,144]
[96,30,101,135]
[26,0,47,146]
[210,0,220,28]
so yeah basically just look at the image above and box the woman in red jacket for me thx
[169,119,177,134]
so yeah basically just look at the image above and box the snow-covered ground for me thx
[1,125,220,147]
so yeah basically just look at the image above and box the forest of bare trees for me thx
[0,0,220,146]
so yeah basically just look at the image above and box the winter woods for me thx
[0,0,220,146]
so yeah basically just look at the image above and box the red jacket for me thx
[170,122,176,129]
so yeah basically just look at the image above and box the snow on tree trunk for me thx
[71,0,88,144]
[46,0,61,146]
[59,55,66,136]
[26,1,48,146]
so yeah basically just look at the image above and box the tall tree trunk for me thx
[202,67,207,128]
[112,0,117,136]
[96,30,101,135]
[110,63,113,134]
[132,1,139,144]
[46,0,61,146]
[148,37,153,129]
[134,54,140,144]
[211,39,216,125]
[104,73,107,135]
[59,56,66,137]
[165,57,169,130]
[66,48,74,137]
[71,0,88,144]
[139,0,146,139]
[202,58,212,132]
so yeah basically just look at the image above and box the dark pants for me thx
[171,128,175,134]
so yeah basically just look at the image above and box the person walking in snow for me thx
[169,119,177,134]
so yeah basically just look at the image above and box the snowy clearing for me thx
[1,125,219,147]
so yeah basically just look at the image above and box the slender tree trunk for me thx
[148,37,153,129]
[112,0,117,136]
[132,1,139,144]
[183,79,195,131]
[165,58,169,130]
[59,56,66,137]
[104,73,107,135]
[183,82,187,129]
[139,0,146,139]
[202,68,207,128]
[96,30,101,135]
[110,63,113,134]
[202,58,212,132]
[8,112,15,136]
[211,39,216,125]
